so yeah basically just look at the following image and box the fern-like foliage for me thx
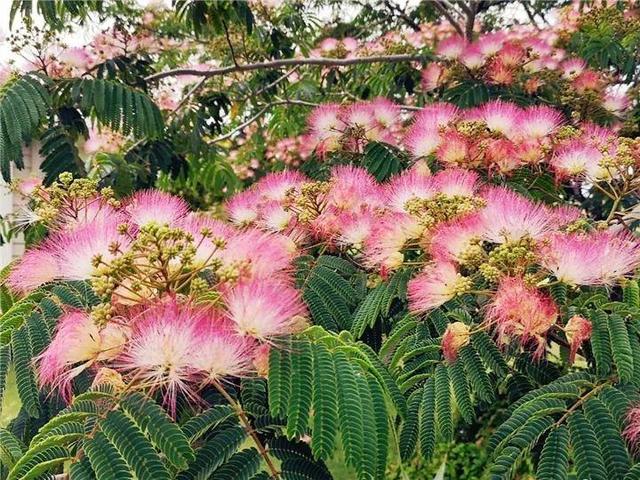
[0,73,51,180]
[65,78,164,138]
[267,328,402,479]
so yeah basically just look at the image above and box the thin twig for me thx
[222,19,239,67]
[432,1,465,37]
[213,382,280,479]
[145,53,427,82]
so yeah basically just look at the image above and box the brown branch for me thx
[432,1,465,37]
[464,1,478,41]
[145,53,427,82]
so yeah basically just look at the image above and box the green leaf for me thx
[608,313,634,382]
[584,397,630,478]
[334,350,364,472]
[212,448,261,480]
[286,340,313,439]
[536,426,570,480]
[363,142,403,182]
[567,412,608,480]
[84,431,133,480]
[310,343,338,460]
[268,343,292,418]
[399,389,421,461]
[177,426,246,480]
[11,327,39,418]
[120,392,195,470]
[99,410,170,480]
[434,365,452,442]
[418,378,436,461]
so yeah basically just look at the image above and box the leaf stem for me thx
[212,381,281,479]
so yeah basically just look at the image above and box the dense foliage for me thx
[3,1,640,479]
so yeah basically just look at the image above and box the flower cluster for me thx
[303,99,640,188]
[227,159,640,359]
[306,98,404,156]
[7,174,306,410]
[423,30,626,117]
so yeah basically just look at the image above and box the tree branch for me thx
[432,1,465,37]
[145,54,427,82]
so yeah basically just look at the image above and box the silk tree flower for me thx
[538,231,640,285]
[436,35,467,59]
[14,177,42,196]
[421,63,445,91]
[517,106,565,140]
[124,190,190,226]
[8,220,127,290]
[564,315,592,364]
[551,141,607,180]
[384,169,437,213]
[370,97,400,128]
[223,279,307,340]
[441,321,471,363]
[6,245,60,293]
[219,228,297,281]
[560,58,587,78]
[190,311,256,383]
[325,165,383,211]
[38,311,128,401]
[434,168,480,197]
[253,170,305,202]
[81,127,125,156]
[308,103,343,140]
[335,210,376,250]
[473,100,522,139]
[460,45,486,69]
[487,276,558,358]
[623,403,640,453]
[226,189,261,226]
[404,126,441,157]
[115,300,205,414]
[413,102,459,128]
[363,213,423,272]
[436,131,471,166]
[177,215,232,266]
[430,213,485,263]
[479,187,566,243]
[407,262,471,312]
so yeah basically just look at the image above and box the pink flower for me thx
[441,321,471,363]
[460,45,486,69]
[220,229,297,281]
[560,58,587,78]
[190,311,255,383]
[116,300,205,414]
[487,277,557,358]
[223,279,307,339]
[14,177,42,196]
[124,190,190,226]
[421,63,445,91]
[39,311,128,401]
[436,35,467,59]
[430,213,485,263]
[538,231,640,285]
[7,246,60,293]
[479,187,561,243]
[475,100,522,139]
[226,189,260,225]
[564,315,592,364]
[551,141,605,180]
[385,169,437,213]
[254,171,306,202]
[404,126,441,157]
[434,168,480,197]
[370,97,400,127]
[476,32,505,55]
[325,165,383,211]
[603,90,630,115]
[407,261,468,312]
[413,103,459,128]
[308,103,343,140]
[335,210,376,249]
[623,404,640,453]
[9,220,127,289]
[517,106,564,139]
[436,132,470,166]
[363,213,423,272]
